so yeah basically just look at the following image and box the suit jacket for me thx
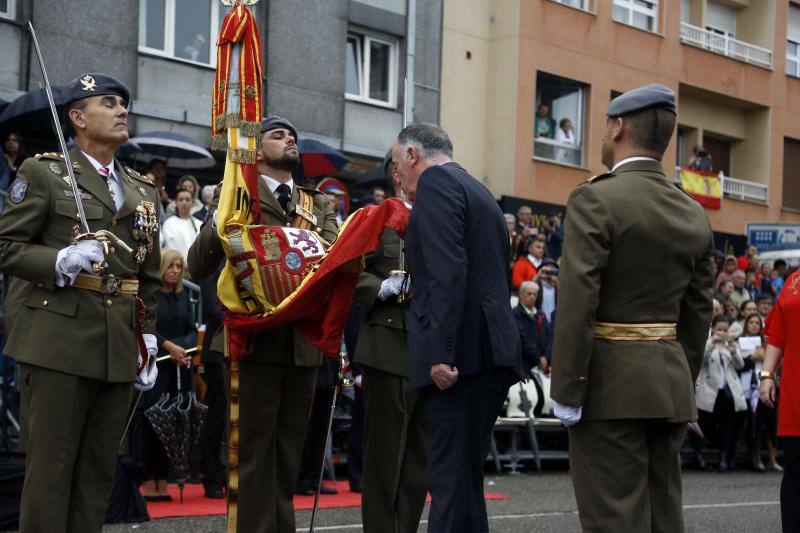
[187,177,338,367]
[352,228,411,378]
[550,159,714,423]
[0,148,161,382]
[405,162,523,388]
[513,304,551,370]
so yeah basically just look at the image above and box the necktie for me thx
[275,183,291,213]
[98,166,115,200]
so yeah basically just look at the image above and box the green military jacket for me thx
[0,148,161,382]
[352,228,412,378]
[187,176,338,367]
[550,159,714,423]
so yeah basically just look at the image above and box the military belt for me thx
[73,273,139,296]
[594,322,677,341]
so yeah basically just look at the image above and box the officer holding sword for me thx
[0,71,161,533]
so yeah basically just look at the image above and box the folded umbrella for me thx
[128,131,216,170]
[296,138,348,178]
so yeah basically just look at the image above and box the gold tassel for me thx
[211,135,228,151]
[226,147,258,164]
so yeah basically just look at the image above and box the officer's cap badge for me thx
[80,74,97,92]
[48,162,61,175]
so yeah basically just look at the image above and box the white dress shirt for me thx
[261,174,294,199]
[81,151,124,211]
[611,156,658,172]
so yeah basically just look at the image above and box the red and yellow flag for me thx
[680,168,722,209]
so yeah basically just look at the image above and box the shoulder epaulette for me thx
[34,152,64,161]
[586,172,613,184]
[125,166,155,186]
[297,185,327,195]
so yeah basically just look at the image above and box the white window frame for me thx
[788,38,800,78]
[613,0,659,33]
[548,0,592,13]
[138,0,241,68]
[533,73,587,168]
[0,0,16,21]
[345,31,399,109]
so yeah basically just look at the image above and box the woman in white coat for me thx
[693,315,748,472]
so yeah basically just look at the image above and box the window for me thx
[705,1,736,38]
[788,4,800,78]
[139,0,239,66]
[783,137,800,210]
[550,0,590,11]
[533,72,586,167]
[345,32,399,108]
[0,0,15,20]
[613,0,658,33]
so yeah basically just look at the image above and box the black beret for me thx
[62,73,130,107]
[260,115,298,141]
[606,84,676,117]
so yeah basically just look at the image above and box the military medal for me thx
[131,200,157,264]
[49,162,61,175]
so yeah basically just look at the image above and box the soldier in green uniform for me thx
[550,84,715,533]
[352,154,427,533]
[187,115,337,533]
[0,73,161,533]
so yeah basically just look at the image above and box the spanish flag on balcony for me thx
[680,168,722,209]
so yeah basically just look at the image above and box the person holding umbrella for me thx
[0,73,161,533]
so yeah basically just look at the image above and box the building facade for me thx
[0,0,442,181]
[441,0,800,239]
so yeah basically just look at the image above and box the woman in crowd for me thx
[724,300,739,323]
[715,255,738,289]
[140,249,195,501]
[161,189,202,264]
[693,315,747,472]
[712,297,725,318]
[729,300,757,337]
[166,175,204,217]
[0,132,25,192]
[714,279,734,304]
[760,270,800,531]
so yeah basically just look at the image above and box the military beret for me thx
[260,115,298,141]
[606,84,676,117]
[62,73,130,107]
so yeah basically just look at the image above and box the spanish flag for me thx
[680,168,722,209]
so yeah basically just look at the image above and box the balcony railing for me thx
[675,167,769,205]
[679,22,772,69]
[533,137,583,167]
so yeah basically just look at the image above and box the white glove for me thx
[55,239,105,287]
[554,402,583,427]
[135,334,159,391]
[378,272,410,301]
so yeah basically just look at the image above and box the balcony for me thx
[674,167,769,205]
[679,22,772,70]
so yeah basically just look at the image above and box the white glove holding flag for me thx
[55,240,105,287]
[135,334,159,391]
[554,402,583,427]
[378,271,411,301]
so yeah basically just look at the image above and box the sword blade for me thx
[27,21,90,234]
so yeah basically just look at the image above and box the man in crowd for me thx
[514,281,551,374]
[757,293,774,324]
[188,115,337,532]
[515,204,536,237]
[551,84,714,533]
[536,257,559,322]
[737,243,758,271]
[511,236,545,290]
[544,213,564,260]
[196,184,215,222]
[370,185,386,204]
[352,165,427,532]
[0,73,160,532]
[534,103,556,139]
[393,123,523,532]
[729,269,750,309]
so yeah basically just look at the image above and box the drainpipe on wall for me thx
[405,0,416,126]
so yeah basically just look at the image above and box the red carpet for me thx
[146,482,509,520]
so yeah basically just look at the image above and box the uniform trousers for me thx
[18,363,133,533]
[229,360,317,533]
[424,365,516,533]
[568,419,687,533]
[200,361,226,491]
[361,366,427,533]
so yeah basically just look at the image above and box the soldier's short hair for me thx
[63,99,89,139]
[397,123,453,160]
[623,107,676,156]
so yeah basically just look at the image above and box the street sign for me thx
[747,223,800,252]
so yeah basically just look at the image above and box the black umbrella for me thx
[357,162,388,188]
[0,87,64,140]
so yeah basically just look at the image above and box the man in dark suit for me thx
[392,123,523,533]
[514,280,552,374]
[550,85,714,532]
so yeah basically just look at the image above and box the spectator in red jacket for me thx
[512,236,545,290]
[738,244,758,271]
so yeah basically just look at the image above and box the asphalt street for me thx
[101,470,782,533]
